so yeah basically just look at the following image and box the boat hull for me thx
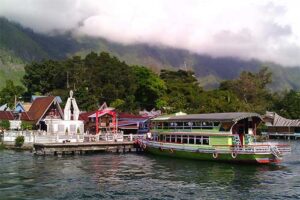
[144,145,280,164]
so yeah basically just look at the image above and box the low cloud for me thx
[1,0,300,66]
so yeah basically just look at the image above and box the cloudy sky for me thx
[1,0,300,66]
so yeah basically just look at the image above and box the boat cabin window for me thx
[171,135,176,143]
[176,135,182,143]
[166,135,171,142]
[159,134,164,141]
[203,136,209,145]
[195,136,202,144]
[189,136,195,144]
[219,122,232,132]
[182,136,188,143]
[155,134,210,145]
[201,122,213,129]
[152,120,222,131]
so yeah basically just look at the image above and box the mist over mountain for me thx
[1,17,300,91]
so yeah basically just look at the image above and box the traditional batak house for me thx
[1,91,85,143]
[79,103,152,136]
[118,113,150,135]
[264,111,300,136]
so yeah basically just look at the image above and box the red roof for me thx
[27,96,58,124]
[79,111,96,122]
[119,113,148,119]
[0,111,14,120]
[20,112,32,121]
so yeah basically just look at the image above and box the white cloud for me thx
[1,0,300,66]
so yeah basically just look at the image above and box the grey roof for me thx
[152,112,261,122]
[266,112,300,127]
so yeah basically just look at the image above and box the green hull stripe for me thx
[145,146,276,163]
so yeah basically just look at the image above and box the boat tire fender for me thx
[213,152,218,159]
[231,152,238,159]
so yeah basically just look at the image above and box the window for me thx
[182,135,188,144]
[195,136,202,144]
[176,135,182,143]
[188,136,195,144]
[166,135,171,142]
[203,136,209,145]
[171,135,176,143]
[159,134,164,141]
[163,122,169,129]
[202,122,213,129]
[213,122,220,127]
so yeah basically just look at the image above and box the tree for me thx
[272,90,300,119]
[197,90,248,113]
[219,67,273,113]
[0,80,25,107]
[23,60,66,94]
[160,69,203,113]
[132,66,166,110]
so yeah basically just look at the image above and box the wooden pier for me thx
[33,141,142,156]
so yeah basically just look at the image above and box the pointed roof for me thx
[0,104,10,111]
[27,96,63,125]
[14,102,26,113]
[0,111,14,120]
[265,112,300,127]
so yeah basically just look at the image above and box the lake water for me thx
[0,141,299,200]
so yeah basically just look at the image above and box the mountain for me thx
[1,17,300,91]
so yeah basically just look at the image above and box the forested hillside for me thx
[1,17,300,91]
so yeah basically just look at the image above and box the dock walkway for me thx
[34,141,142,155]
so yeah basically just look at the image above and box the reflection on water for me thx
[0,141,299,199]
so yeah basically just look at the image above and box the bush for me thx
[21,121,33,130]
[15,136,25,147]
[0,120,10,130]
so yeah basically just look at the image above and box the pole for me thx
[96,111,99,134]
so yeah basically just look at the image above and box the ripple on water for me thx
[0,142,300,200]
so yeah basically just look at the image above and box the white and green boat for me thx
[138,112,291,164]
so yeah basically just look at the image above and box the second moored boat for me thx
[138,112,291,164]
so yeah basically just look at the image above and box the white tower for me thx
[64,90,80,120]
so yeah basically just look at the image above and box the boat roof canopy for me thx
[152,112,262,123]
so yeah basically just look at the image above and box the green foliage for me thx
[160,69,203,113]
[22,52,164,112]
[132,66,166,109]
[15,135,24,147]
[110,99,126,110]
[197,90,248,113]
[23,60,65,94]
[21,50,297,116]
[0,80,25,107]
[0,120,10,130]
[21,121,33,130]
[272,90,300,119]
[219,67,273,113]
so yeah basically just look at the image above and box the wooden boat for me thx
[138,112,291,164]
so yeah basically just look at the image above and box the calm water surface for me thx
[0,141,300,200]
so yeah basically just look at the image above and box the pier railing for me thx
[142,140,291,155]
[3,130,85,143]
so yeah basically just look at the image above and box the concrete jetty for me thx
[33,141,142,156]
